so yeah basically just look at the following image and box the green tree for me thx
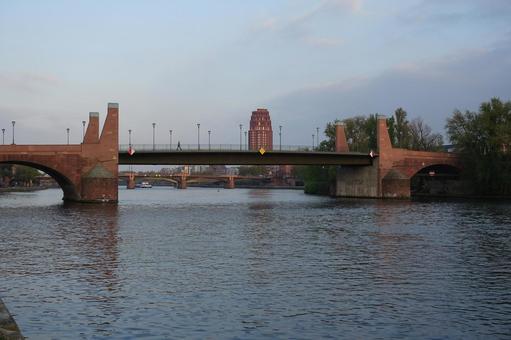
[446,97,511,195]
[13,165,40,186]
[393,107,410,148]
[318,120,339,152]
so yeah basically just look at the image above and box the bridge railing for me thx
[119,144,319,152]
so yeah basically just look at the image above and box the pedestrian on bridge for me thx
[177,141,182,151]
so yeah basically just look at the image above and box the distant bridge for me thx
[118,173,271,189]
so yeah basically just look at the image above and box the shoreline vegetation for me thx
[0,186,51,193]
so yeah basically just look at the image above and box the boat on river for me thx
[136,181,153,188]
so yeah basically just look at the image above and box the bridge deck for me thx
[119,150,373,166]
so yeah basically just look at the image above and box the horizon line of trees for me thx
[318,108,444,153]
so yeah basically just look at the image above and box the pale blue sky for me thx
[0,0,510,145]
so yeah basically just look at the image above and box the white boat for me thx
[136,181,153,188]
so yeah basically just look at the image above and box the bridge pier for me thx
[79,104,119,202]
[224,176,235,189]
[335,122,380,198]
[127,174,136,189]
[177,175,187,189]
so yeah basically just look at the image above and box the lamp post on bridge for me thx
[11,121,15,145]
[67,128,70,145]
[169,130,172,151]
[279,125,282,151]
[239,124,242,151]
[316,127,319,150]
[208,130,211,151]
[82,121,86,142]
[244,131,247,150]
[312,134,315,150]
[2,128,5,145]
[128,129,132,147]
[197,123,200,151]
[152,123,156,151]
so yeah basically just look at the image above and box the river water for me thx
[0,188,510,339]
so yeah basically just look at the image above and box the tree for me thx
[446,97,511,195]
[318,120,339,152]
[409,118,444,151]
[393,107,410,148]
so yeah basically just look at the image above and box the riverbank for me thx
[0,298,23,340]
[0,187,50,194]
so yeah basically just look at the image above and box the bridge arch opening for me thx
[0,161,79,201]
[411,164,462,196]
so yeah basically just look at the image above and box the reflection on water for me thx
[0,188,510,339]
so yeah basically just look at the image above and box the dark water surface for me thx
[1,188,510,339]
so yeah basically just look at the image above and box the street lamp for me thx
[312,134,315,149]
[316,127,319,149]
[11,121,15,145]
[244,131,247,150]
[279,125,282,151]
[239,124,243,151]
[128,129,132,147]
[82,120,86,142]
[197,123,200,150]
[152,123,156,151]
[1,128,4,145]
[208,130,211,151]
[67,128,70,145]
[169,130,172,151]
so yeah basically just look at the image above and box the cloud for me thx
[249,0,360,47]
[304,36,344,47]
[400,0,511,24]
[268,41,511,140]
[0,72,60,94]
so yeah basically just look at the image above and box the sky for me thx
[0,0,510,146]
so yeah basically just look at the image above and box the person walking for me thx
[177,141,182,151]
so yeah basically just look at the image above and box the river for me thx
[0,188,510,339]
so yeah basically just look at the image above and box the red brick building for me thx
[248,108,273,151]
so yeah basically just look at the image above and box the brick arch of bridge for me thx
[0,103,119,202]
[377,119,463,198]
[0,158,80,200]
[334,117,463,198]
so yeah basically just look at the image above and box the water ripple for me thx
[1,188,510,338]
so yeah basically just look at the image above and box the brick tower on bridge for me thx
[248,108,273,151]
[0,103,119,203]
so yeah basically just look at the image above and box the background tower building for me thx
[248,108,273,151]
